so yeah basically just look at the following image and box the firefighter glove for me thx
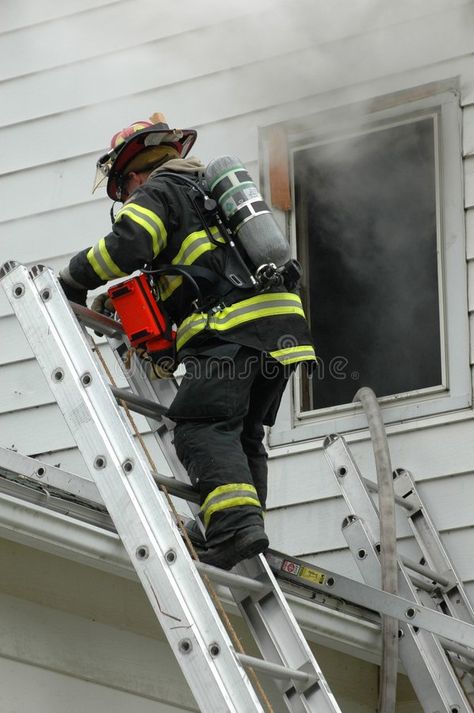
[91,292,115,317]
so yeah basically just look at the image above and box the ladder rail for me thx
[266,549,474,651]
[393,468,474,625]
[0,445,103,507]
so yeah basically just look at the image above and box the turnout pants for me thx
[167,343,292,544]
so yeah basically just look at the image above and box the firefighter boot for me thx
[198,524,269,570]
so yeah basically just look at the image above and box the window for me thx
[296,115,442,410]
[263,88,470,444]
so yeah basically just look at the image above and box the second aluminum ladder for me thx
[325,432,474,712]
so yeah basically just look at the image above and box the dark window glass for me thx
[294,117,442,411]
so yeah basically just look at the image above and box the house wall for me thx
[0,1,472,709]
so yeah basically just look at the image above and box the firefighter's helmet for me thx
[93,112,197,201]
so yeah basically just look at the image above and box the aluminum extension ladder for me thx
[324,434,474,713]
[0,261,342,713]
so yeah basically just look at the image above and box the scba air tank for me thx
[205,156,290,272]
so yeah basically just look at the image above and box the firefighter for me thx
[59,113,316,569]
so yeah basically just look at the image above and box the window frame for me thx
[261,88,470,446]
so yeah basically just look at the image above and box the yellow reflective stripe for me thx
[210,305,305,332]
[203,497,261,527]
[172,226,224,266]
[87,238,128,280]
[176,314,208,351]
[176,293,306,351]
[270,345,316,365]
[274,353,316,365]
[86,246,108,281]
[236,292,301,308]
[201,483,261,527]
[182,237,222,265]
[115,202,167,257]
[202,482,258,509]
[156,226,224,302]
[211,292,303,317]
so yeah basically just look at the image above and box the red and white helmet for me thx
[93,112,197,201]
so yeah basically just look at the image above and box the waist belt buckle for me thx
[209,300,226,315]
[190,295,225,314]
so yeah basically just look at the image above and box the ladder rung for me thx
[196,561,268,594]
[447,655,474,675]
[112,386,168,419]
[439,636,474,666]
[151,471,200,504]
[362,476,414,511]
[71,302,125,338]
[118,400,164,421]
[236,653,317,685]
[409,574,438,594]
[402,556,453,588]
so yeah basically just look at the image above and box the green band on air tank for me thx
[208,164,243,191]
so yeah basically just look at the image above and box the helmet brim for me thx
[100,124,197,200]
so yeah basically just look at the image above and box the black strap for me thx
[154,171,257,289]
[178,264,231,296]
[142,264,250,310]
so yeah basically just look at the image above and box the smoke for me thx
[295,114,442,408]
